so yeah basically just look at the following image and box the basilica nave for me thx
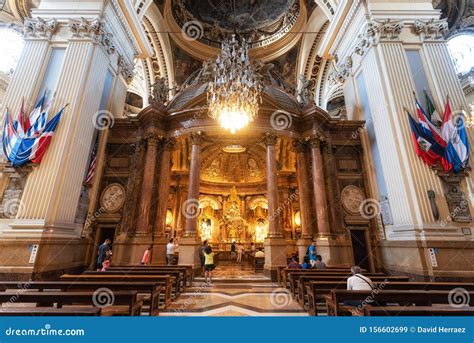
[0,0,473,317]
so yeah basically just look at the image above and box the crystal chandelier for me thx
[208,35,261,134]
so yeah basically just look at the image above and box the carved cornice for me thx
[118,55,135,84]
[262,132,278,146]
[413,19,449,40]
[23,17,57,40]
[100,31,117,55]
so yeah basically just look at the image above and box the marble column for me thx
[136,133,160,235]
[263,132,287,280]
[294,139,313,262]
[309,137,330,236]
[179,131,203,271]
[152,138,176,263]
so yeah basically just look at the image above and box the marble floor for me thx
[161,262,307,316]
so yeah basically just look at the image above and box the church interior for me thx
[0,0,473,317]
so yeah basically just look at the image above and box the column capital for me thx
[262,132,278,146]
[308,136,321,149]
[68,17,103,42]
[292,139,307,153]
[23,17,58,40]
[162,137,177,151]
[413,19,448,41]
[144,132,161,146]
[189,131,204,145]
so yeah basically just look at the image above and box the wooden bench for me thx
[325,290,474,316]
[282,269,374,289]
[0,307,101,316]
[277,266,354,286]
[84,270,183,298]
[108,265,194,286]
[357,305,474,316]
[0,281,162,316]
[60,274,172,308]
[290,274,406,300]
[306,281,474,316]
[0,291,142,316]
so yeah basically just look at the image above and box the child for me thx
[203,245,215,284]
[101,250,112,271]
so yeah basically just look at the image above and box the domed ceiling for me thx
[171,0,300,48]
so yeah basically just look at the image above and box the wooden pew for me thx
[0,307,101,316]
[0,291,142,316]
[277,266,354,286]
[325,290,474,316]
[0,281,162,316]
[108,265,194,286]
[282,269,373,289]
[246,253,265,272]
[60,274,172,308]
[84,270,182,298]
[306,281,474,316]
[290,274,406,300]
[358,305,474,316]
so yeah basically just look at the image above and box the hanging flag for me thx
[15,98,26,138]
[24,91,46,133]
[407,110,445,167]
[441,97,470,172]
[415,97,452,171]
[424,90,442,126]
[30,106,65,164]
[84,139,98,185]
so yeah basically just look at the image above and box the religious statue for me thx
[150,77,170,104]
[295,74,314,105]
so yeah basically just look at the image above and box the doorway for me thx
[349,228,370,271]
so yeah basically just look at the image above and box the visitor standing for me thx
[308,241,317,267]
[141,246,152,265]
[166,239,175,265]
[97,238,111,271]
[204,245,215,284]
[230,241,236,260]
[237,243,244,263]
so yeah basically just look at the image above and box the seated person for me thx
[314,255,326,269]
[287,256,302,269]
[344,266,374,307]
[301,256,312,269]
[255,248,265,258]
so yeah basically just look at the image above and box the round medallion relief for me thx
[340,186,366,215]
[100,183,126,213]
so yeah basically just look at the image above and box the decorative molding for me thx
[118,55,135,84]
[23,17,57,39]
[292,139,307,153]
[262,132,278,146]
[162,137,177,151]
[189,131,204,145]
[413,19,449,40]
[69,17,103,42]
[100,31,117,55]
[144,132,161,145]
